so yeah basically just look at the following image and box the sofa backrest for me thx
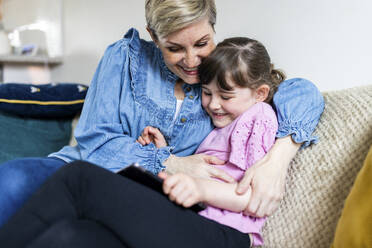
[262,85,372,247]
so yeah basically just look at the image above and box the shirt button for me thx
[189,95,194,99]
[181,117,187,123]
[185,87,191,92]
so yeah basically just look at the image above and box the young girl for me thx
[137,37,285,246]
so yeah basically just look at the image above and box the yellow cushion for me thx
[331,146,372,248]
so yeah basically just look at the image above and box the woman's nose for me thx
[183,49,200,68]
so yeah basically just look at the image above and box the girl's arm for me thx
[236,78,325,217]
[160,172,250,212]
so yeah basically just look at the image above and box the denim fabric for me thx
[274,78,325,147]
[50,28,214,174]
[50,28,324,173]
[0,157,65,227]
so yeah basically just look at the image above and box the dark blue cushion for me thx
[0,83,88,118]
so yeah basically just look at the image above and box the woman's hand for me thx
[163,154,235,183]
[159,172,204,208]
[137,126,167,148]
[236,136,301,217]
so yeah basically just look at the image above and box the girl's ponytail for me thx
[267,64,286,102]
[270,65,286,86]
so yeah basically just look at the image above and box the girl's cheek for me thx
[223,102,234,112]
[201,96,210,109]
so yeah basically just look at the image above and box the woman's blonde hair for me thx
[145,0,216,40]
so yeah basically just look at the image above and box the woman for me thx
[0,0,323,228]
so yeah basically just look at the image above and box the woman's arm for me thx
[71,30,172,174]
[160,172,250,212]
[236,78,325,217]
[163,154,235,183]
[237,136,300,216]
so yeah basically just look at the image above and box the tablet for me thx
[117,163,206,212]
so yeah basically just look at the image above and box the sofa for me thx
[1,83,371,247]
[262,85,372,247]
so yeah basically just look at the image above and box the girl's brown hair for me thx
[198,37,285,103]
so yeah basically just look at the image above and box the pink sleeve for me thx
[229,113,278,170]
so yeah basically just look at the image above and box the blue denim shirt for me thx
[50,28,324,173]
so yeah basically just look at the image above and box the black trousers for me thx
[0,161,251,248]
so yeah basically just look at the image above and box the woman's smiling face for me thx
[153,17,216,84]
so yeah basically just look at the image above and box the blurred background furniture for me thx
[0,82,86,163]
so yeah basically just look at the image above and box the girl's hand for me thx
[160,173,204,208]
[236,136,301,217]
[163,154,235,183]
[137,126,167,148]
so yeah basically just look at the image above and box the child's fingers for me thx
[182,195,198,208]
[158,171,168,180]
[162,174,180,194]
[174,189,191,206]
[168,181,186,202]
[147,127,158,135]
[142,127,152,144]
[137,136,146,146]
[148,127,163,140]
[145,127,168,148]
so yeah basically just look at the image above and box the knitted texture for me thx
[261,85,372,248]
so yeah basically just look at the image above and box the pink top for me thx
[196,102,278,246]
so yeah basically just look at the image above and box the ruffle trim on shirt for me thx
[155,146,172,173]
[130,142,172,174]
[276,120,319,148]
[124,28,141,54]
[123,28,178,83]
[122,28,174,126]
[124,28,141,85]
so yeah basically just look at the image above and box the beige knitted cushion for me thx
[261,85,372,248]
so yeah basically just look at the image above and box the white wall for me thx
[4,64,50,83]
[6,0,372,91]
[215,0,372,91]
[51,0,147,85]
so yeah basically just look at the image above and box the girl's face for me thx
[201,78,258,128]
[151,17,216,84]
